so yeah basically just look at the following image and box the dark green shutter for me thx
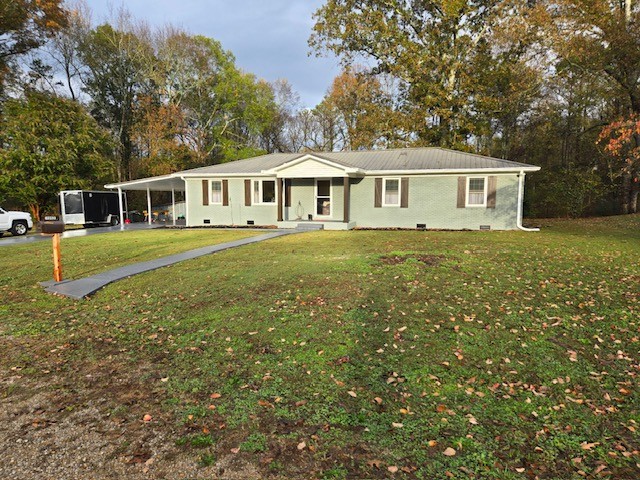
[400,177,409,208]
[486,176,497,208]
[457,177,466,208]
[244,180,251,206]
[374,178,382,208]
[202,180,208,205]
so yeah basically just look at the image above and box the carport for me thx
[105,174,186,230]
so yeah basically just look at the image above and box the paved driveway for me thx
[0,223,162,247]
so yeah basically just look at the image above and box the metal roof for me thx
[105,148,540,191]
[178,147,539,175]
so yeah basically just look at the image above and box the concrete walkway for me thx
[41,230,293,300]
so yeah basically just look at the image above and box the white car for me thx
[0,207,34,236]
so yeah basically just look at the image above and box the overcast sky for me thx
[85,0,341,107]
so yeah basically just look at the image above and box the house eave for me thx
[363,167,541,175]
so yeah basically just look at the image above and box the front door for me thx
[315,179,332,218]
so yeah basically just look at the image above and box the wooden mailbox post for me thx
[41,217,65,282]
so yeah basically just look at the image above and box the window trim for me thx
[209,179,223,205]
[382,177,401,207]
[466,176,488,207]
[252,179,277,205]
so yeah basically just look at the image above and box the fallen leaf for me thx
[392,422,404,428]
[581,442,600,450]
[374,397,383,405]
[297,441,306,450]
[428,440,438,447]
[230,447,240,454]
[388,466,399,473]
[142,414,152,422]
[210,393,222,399]
[443,447,456,456]
[347,391,357,398]
[594,465,607,475]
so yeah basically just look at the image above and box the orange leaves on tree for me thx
[598,115,640,175]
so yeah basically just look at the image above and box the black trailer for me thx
[60,190,127,227]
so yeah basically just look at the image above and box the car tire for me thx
[11,220,28,236]
[110,216,119,226]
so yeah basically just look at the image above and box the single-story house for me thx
[105,147,540,231]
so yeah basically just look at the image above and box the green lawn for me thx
[1,218,639,479]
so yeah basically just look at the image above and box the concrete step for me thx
[295,223,324,231]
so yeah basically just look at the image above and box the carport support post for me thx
[117,187,124,231]
[171,188,176,226]
[147,187,152,225]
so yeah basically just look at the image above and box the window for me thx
[210,180,222,204]
[253,180,276,204]
[383,178,400,206]
[467,177,487,206]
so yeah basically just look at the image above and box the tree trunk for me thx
[620,172,632,214]
[29,204,40,223]
[630,174,639,214]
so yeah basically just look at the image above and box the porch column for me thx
[146,187,152,225]
[117,187,125,231]
[277,178,284,222]
[171,188,176,226]
[343,176,350,223]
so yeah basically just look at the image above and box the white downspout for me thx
[516,171,539,232]
[180,177,189,227]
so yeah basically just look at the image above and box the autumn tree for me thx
[320,68,397,150]
[530,0,640,115]
[131,95,192,177]
[0,0,67,93]
[259,79,303,153]
[44,0,91,100]
[155,31,275,164]
[598,115,640,213]
[527,0,640,213]
[0,90,114,219]
[310,0,504,148]
[78,21,155,181]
